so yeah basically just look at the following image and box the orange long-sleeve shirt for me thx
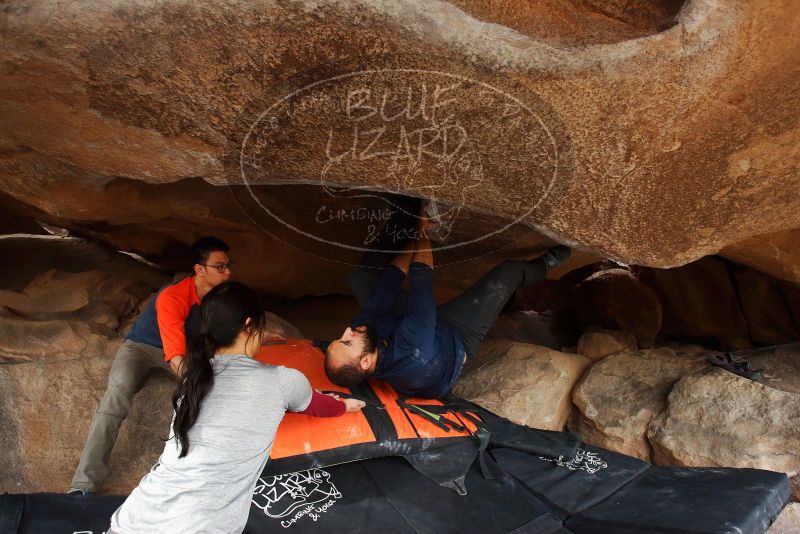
[154,276,202,361]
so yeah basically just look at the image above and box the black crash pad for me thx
[0,421,791,534]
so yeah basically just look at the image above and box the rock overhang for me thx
[0,0,798,294]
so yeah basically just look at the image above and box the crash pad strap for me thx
[352,380,397,442]
[510,513,571,534]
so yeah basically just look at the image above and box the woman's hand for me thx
[343,398,366,412]
[324,393,366,412]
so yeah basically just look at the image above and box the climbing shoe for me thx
[543,245,571,268]
[707,352,763,381]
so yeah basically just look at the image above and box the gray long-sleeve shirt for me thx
[108,355,312,534]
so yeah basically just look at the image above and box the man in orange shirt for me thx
[69,237,234,495]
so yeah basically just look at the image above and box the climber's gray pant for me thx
[71,339,171,492]
[436,259,548,358]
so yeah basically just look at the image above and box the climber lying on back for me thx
[323,202,570,398]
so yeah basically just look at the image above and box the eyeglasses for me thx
[200,261,237,273]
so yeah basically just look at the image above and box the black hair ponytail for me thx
[171,281,266,458]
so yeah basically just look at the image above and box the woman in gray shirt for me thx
[108,281,363,534]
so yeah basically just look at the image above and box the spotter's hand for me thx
[343,398,366,412]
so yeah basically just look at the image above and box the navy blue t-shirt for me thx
[125,281,202,351]
[350,263,465,398]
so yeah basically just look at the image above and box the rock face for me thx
[637,256,800,347]
[577,329,638,361]
[454,339,590,430]
[0,351,174,493]
[638,256,750,343]
[572,342,800,483]
[1,0,800,295]
[570,347,708,460]
[0,236,172,493]
[732,267,800,345]
[741,343,800,398]
[571,269,662,346]
[263,311,303,340]
[648,370,800,472]
[448,0,683,47]
[768,503,800,534]
[723,229,800,285]
[0,236,169,363]
[486,311,562,350]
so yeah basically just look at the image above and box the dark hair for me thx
[171,281,265,458]
[323,324,378,389]
[324,354,368,389]
[190,236,230,266]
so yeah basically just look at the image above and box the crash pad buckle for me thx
[441,476,468,496]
